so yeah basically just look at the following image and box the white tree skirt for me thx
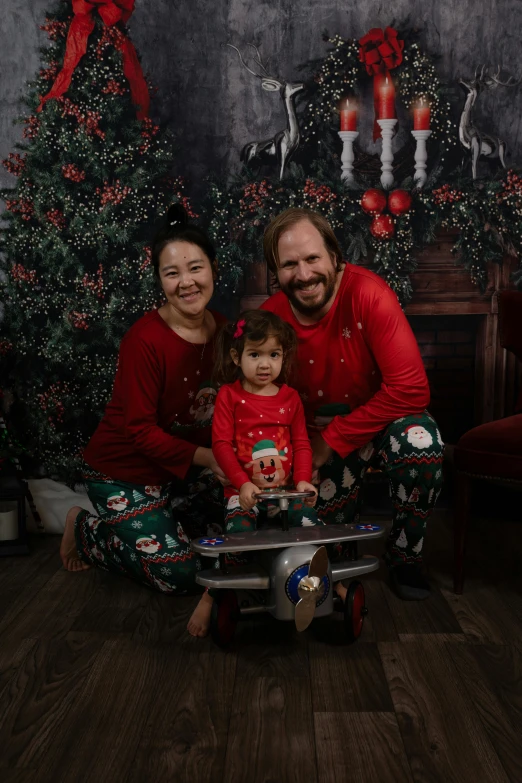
[27,478,96,534]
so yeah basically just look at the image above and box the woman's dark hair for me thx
[214,309,298,387]
[151,203,217,277]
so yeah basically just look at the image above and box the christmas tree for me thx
[0,0,190,485]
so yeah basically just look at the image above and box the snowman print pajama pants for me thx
[74,466,224,593]
[316,412,445,565]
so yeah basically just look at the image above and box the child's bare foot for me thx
[187,591,214,637]
[334,581,347,603]
[60,506,91,572]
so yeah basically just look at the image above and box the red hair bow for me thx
[233,319,246,339]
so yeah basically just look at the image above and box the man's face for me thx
[276,220,338,316]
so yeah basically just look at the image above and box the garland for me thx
[203,29,522,302]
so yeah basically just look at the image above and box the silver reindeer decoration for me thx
[226,43,304,180]
[459,65,521,179]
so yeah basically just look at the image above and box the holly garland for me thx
[203,27,522,301]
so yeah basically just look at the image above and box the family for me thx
[59,204,444,637]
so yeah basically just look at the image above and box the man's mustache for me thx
[288,275,326,292]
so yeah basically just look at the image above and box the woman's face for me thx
[158,240,214,316]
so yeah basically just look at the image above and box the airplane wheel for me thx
[344,581,368,643]
[210,590,239,647]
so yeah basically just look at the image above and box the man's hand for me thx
[296,480,318,507]
[239,481,259,511]
[310,434,333,471]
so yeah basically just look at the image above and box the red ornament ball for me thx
[361,189,387,215]
[370,214,395,239]
[388,189,412,216]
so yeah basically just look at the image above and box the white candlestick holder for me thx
[338,130,359,187]
[411,129,432,189]
[377,118,397,189]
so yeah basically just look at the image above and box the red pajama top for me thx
[261,264,430,458]
[212,380,312,495]
[83,308,226,484]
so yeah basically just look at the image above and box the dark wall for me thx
[2,0,522,194]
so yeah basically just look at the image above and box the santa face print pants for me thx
[74,466,224,594]
[316,412,444,566]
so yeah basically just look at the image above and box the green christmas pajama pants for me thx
[221,496,323,568]
[316,412,444,565]
[74,466,224,594]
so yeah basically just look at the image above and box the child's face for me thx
[233,336,284,389]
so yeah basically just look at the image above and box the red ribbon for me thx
[358,27,404,140]
[37,0,149,120]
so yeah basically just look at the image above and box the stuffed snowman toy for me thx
[107,492,129,512]
[402,424,433,449]
[135,535,162,555]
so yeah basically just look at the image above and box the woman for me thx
[60,204,225,636]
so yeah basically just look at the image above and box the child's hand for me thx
[296,481,318,507]
[239,482,259,511]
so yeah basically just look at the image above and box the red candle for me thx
[378,76,395,119]
[339,99,357,131]
[413,101,431,130]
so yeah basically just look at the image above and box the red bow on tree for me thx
[358,27,404,140]
[37,0,150,120]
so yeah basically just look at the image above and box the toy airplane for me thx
[191,489,385,646]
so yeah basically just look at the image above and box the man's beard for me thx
[281,271,337,316]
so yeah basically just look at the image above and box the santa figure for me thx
[135,535,162,554]
[176,523,190,544]
[150,575,174,593]
[189,382,217,423]
[319,478,336,501]
[110,535,125,551]
[402,424,433,449]
[107,492,129,512]
[144,485,161,498]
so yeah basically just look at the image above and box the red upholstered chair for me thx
[453,290,522,593]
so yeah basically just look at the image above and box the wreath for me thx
[202,26,522,302]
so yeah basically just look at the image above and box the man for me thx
[261,207,444,600]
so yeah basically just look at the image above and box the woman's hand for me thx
[239,481,259,511]
[193,447,229,485]
[296,480,318,507]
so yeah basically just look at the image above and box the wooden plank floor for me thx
[0,509,521,783]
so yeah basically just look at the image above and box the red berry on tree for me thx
[388,189,412,216]
[361,189,387,215]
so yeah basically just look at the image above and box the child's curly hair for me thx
[214,309,298,387]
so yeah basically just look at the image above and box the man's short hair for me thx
[263,207,344,276]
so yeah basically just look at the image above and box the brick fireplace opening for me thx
[407,315,480,444]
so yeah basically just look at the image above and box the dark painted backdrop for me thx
[1,1,522,195]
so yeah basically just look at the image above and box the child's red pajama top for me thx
[212,380,312,497]
[261,264,430,458]
[83,309,226,484]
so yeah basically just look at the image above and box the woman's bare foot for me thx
[187,591,214,637]
[60,506,91,572]
[334,581,347,603]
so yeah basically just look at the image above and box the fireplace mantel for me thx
[239,230,520,429]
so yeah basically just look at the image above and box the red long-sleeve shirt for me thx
[83,308,226,484]
[212,380,312,495]
[261,264,430,458]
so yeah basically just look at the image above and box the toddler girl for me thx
[212,309,319,531]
